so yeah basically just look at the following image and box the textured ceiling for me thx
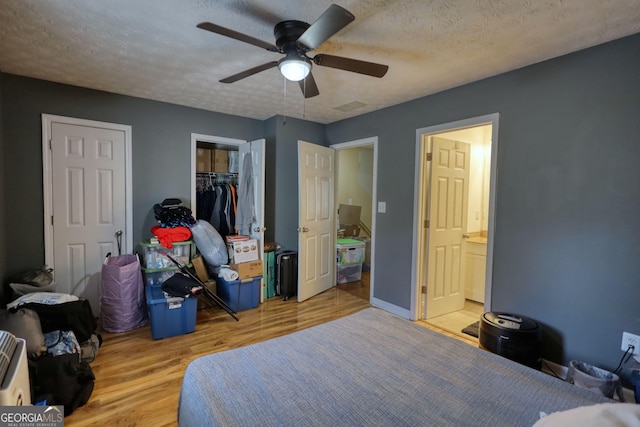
[1,0,639,124]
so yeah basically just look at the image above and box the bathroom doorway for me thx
[412,114,499,335]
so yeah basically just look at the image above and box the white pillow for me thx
[7,292,79,309]
[533,403,640,427]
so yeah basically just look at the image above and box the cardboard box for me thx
[213,149,229,173]
[338,204,361,225]
[231,260,263,280]
[197,280,217,310]
[196,148,212,172]
[338,204,361,237]
[227,238,259,263]
[340,224,361,237]
[192,254,209,282]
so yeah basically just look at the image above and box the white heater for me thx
[0,331,31,405]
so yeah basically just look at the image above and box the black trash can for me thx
[479,312,542,369]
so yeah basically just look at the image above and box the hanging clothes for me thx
[236,152,255,236]
[195,173,237,238]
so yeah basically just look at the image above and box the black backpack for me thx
[28,353,95,416]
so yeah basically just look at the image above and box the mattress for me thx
[178,308,611,426]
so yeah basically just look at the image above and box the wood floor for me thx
[64,273,480,426]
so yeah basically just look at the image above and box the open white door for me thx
[425,137,470,319]
[297,141,335,302]
[239,139,266,302]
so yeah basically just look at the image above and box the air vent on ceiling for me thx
[334,101,367,112]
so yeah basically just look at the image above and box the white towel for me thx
[217,267,239,281]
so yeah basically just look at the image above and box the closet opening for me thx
[189,133,267,303]
[194,141,240,239]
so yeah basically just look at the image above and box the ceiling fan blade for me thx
[197,22,279,52]
[299,73,320,98]
[219,61,279,83]
[223,3,283,27]
[313,54,388,78]
[296,5,355,50]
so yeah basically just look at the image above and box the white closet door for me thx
[239,139,266,301]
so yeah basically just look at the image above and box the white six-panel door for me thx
[297,141,335,302]
[47,119,129,315]
[239,139,266,301]
[425,137,470,318]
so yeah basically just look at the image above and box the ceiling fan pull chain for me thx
[302,79,306,119]
[282,75,287,126]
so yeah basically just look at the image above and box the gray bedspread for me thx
[178,308,610,426]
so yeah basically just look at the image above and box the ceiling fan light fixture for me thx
[278,53,311,81]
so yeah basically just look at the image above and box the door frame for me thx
[330,137,377,301]
[190,133,268,302]
[42,114,133,268]
[411,113,499,320]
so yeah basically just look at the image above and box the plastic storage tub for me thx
[337,238,365,284]
[215,276,261,312]
[337,263,363,284]
[139,240,194,269]
[146,284,197,339]
[337,238,365,264]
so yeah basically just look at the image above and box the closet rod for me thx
[196,172,237,176]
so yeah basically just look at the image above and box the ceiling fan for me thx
[197,4,389,98]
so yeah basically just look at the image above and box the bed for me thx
[178,308,614,426]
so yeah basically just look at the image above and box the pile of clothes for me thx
[152,198,196,248]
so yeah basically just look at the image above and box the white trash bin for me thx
[566,360,622,400]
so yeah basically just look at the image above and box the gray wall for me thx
[326,34,640,372]
[268,115,327,251]
[0,75,324,303]
[0,74,265,283]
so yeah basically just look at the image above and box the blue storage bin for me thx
[146,284,197,339]
[216,276,261,312]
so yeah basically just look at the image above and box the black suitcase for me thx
[276,250,298,301]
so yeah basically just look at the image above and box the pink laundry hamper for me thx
[100,253,147,332]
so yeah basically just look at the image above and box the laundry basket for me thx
[100,253,147,332]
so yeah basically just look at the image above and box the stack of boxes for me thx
[216,236,262,312]
[139,240,199,339]
[196,147,232,173]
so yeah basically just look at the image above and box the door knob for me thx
[297,227,309,233]
[462,233,470,238]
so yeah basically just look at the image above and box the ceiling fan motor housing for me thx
[274,20,311,52]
